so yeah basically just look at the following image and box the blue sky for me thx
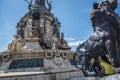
[0,0,120,52]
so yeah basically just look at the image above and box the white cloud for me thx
[65,37,85,47]
[65,37,76,41]
[68,40,84,47]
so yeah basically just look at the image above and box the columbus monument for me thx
[0,0,83,80]
[1,0,120,80]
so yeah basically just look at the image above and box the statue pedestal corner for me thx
[22,38,42,50]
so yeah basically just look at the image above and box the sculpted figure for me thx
[46,0,52,11]
[98,0,120,55]
[51,34,58,49]
[60,32,70,49]
[90,0,120,67]
[35,0,45,6]
[75,0,120,76]
[25,0,33,15]
[27,27,33,38]
[61,32,66,44]
[32,27,40,38]
[16,35,25,50]
[8,35,17,51]
[17,27,24,39]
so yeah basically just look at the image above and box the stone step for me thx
[69,77,100,80]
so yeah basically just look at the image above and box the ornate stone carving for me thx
[40,18,44,28]
[90,0,120,67]
[60,32,70,50]
[2,54,11,62]
[51,34,58,49]
[61,52,68,59]
[0,1,80,78]
[8,35,17,51]
[35,0,45,6]
[46,0,52,11]
[52,56,63,66]
[45,52,54,59]
[27,17,33,28]
[16,36,25,50]
[75,0,120,77]
[25,0,33,15]
[23,0,69,50]
[32,27,40,38]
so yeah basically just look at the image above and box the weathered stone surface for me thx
[100,74,120,80]
[23,38,42,50]
[0,71,83,80]
[69,77,100,80]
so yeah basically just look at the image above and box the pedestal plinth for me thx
[23,38,42,50]
[0,50,84,80]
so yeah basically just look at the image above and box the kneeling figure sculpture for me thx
[74,0,120,76]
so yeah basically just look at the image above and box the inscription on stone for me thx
[9,58,43,69]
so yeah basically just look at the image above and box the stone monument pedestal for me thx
[0,0,85,79]
[0,50,84,80]
[22,38,42,50]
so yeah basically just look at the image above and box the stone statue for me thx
[35,0,45,6]
[32,27,40,38]
[27,27,33,38]
[16,18,26,38]
[8,35,17,51]
[61,33,68,45]
[25,0,33,14]
[53,26,59,38]
[51,34,58,49]
[17,27,24,39]
[53,17,60,38]
[75,0,120,74]
[60,32,70,50]
[61,32,65,44]
[91,2,99,31]
[46,0,52,11]
[90,0,120,67]
[17,35,26,50]
[98,0,120,54]
[8,35,26,51]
